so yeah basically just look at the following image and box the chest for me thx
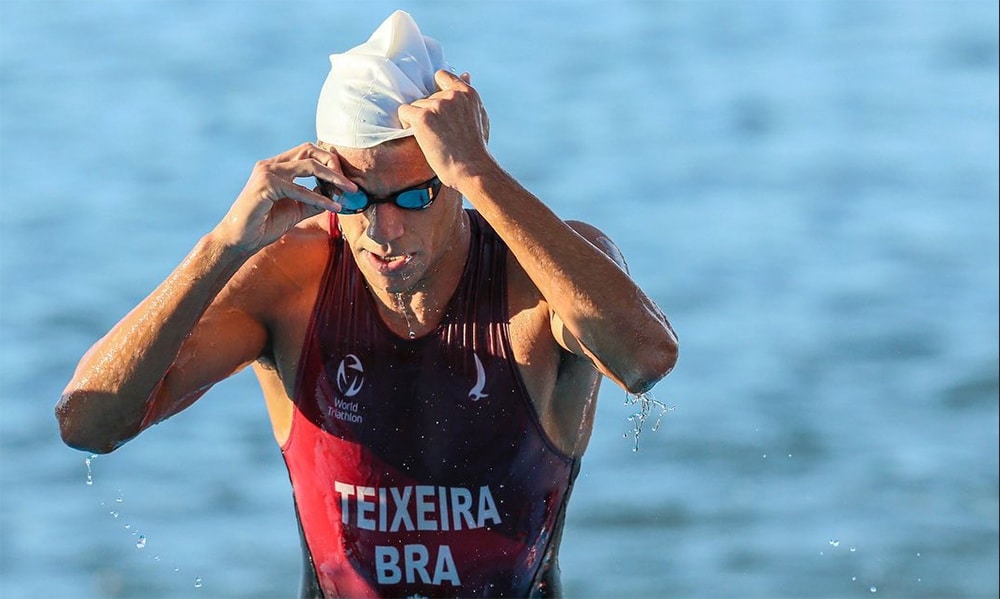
[259,250,570,451]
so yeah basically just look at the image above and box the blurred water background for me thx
[1,1,997,598]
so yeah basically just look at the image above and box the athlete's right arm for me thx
[55,143,354,454]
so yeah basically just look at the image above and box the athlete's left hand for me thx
[398,70,492,189]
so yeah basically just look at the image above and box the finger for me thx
[434,69,466,91]
[257,142,344,174]
[295,146,352,188]
[257,142,322,165]
[268,176,342,213]
[266,158,357,193]
[275,196,325,223]
[405,96,436,110]
[397,102,422,130]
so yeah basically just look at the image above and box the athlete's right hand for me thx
[213,143,357,253]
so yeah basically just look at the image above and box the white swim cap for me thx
[316,10,448,149]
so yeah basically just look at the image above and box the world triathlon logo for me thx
[336,354,365,397]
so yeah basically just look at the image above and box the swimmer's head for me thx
[316,10,449,149]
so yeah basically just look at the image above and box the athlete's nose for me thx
[364,204,405,246]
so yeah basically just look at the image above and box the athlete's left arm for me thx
[399,70,678,394]
[461,168,678,394]
[551,219,679,390]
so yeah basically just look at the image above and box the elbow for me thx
[55,392,128,455]
[623,334,679,395]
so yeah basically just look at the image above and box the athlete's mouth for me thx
[366,251,414,273]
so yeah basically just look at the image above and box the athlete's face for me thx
[331,139,465,295]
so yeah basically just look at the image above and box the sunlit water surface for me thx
[1,1,997,598]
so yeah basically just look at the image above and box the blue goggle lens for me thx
[321,176,441,215]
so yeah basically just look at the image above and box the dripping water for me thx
[82,460,202,587]
[84,453,97,485]
[571,392,598,456]
[393,292,417,339]
[623,391,674,452]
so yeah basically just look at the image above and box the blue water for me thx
[1,1,997,598]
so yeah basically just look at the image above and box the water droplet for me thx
[110,511,119,518]
[194,577,203,588]
[124,524,131,530]
[852,577,857,581]
[850,546,856,552]
[916,552,920,557]
[136,535,146,549]
[84,454,97,486]
[829,539,840,547]
[870,586,877,593]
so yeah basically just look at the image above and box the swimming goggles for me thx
[318,176,442,215]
